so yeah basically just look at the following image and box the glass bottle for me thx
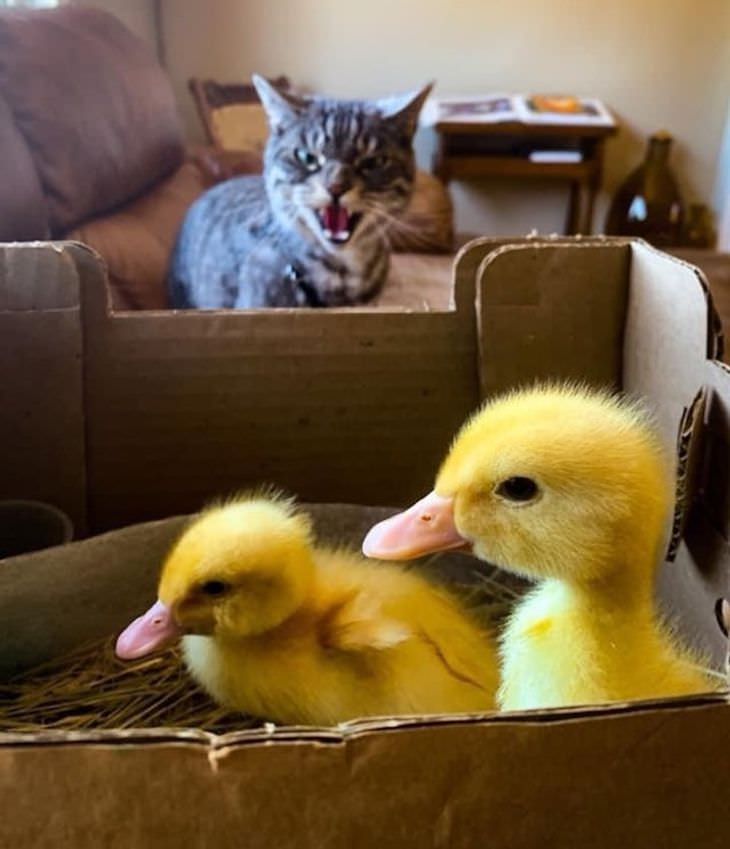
[605,130,685,246]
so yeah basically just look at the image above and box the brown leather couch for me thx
[0,5,262,310]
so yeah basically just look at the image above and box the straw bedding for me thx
[0,565,524,733]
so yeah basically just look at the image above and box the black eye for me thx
[295,148,322,172]
[495,477,539,503]
[200,580,230,597]
[359,153,389,173]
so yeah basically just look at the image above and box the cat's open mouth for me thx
[317,202,363,245]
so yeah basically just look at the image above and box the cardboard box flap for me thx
[474,241,630,398]
[0,242,80,311]
[622,242,715,448]
[0,243,86,530]
[2,698,730,849]
[660,361,730,664]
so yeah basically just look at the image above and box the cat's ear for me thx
[252,74,308,132]
[377,82,434,139]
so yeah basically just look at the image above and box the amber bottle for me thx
[605,131,684,246]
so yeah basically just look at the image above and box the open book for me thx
[422,93,615,127]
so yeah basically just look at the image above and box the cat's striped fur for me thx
[169,76,431,309]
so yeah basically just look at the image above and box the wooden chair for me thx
[188,76,290,152]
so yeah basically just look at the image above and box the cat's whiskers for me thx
[362,203,445,251]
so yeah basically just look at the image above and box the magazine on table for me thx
[421,93,615,127]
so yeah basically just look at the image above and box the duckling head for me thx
[116,494,316,659]
[364,384,673,587]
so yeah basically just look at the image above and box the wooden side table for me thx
[434,121,617,235]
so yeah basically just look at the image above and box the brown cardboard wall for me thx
[1,699,728,849]
[476,242,630,396]
[73,244,480,530]
[76,238,642,531]
[2,239,730,849]
[0,245,86,531]
[659,360,730,665]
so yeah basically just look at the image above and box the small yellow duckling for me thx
[363,383,718,710]
[116,494,498,725]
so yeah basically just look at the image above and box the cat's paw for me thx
[283,264,325,308]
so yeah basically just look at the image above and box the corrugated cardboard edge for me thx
[1,691,725,750]
[666,385,709,561]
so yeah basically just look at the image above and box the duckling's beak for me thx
[115,600,183,660]
[362,491,470,560]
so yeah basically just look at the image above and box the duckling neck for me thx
[556,536,662,614]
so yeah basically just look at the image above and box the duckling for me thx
[363,383,719,710]
[116,494,498,725]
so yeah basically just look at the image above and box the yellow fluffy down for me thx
[434,382,718,710]
[159,495,499,725]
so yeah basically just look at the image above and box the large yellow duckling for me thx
[363,383,718,710]
[116,495,498,725]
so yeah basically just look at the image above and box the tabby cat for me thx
[169,75,431,309]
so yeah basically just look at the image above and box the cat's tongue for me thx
[321,203,353,243]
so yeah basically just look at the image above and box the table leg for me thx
[565,181,581,235]
[583,184,598,235]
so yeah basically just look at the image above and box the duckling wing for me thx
[413,593,499,695]
[322,593,412,652]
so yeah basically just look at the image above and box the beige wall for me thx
[716,102,730,250]
[161,0,730,236]
[73,0,158,51]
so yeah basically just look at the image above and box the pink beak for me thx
[115,600,182,660]
[362,491,469,560]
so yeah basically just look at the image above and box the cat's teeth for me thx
[320,225,351,243]
[318,204,358,244]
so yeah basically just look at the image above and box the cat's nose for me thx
[325,165,353,200]
[327,181,348,199]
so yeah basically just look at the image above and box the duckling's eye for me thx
[359,153,389,173]
[495,477,539,503]
[200,580,230,597]
[295,148,323,172]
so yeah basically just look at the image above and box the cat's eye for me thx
[495,477,539,504]
[200,580,230,597]
[295,148,323,172]
[359,153,389,173]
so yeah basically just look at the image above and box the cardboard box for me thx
[1,238,729,848]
